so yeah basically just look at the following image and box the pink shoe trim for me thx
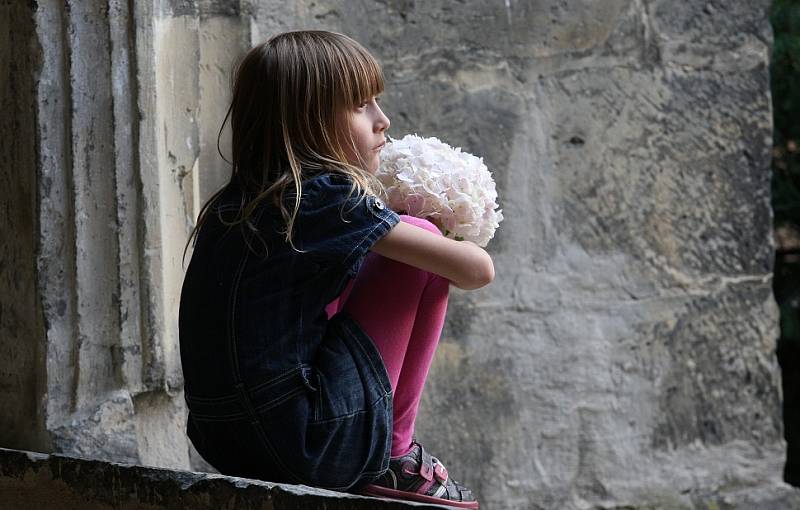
[435,462,449,483]
[416,478,436,496]
[362,484,479,509]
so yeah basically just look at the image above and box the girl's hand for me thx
[370,221,494,290]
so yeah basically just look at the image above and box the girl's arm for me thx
[370,221,495,290]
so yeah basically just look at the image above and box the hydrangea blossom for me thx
[376,134,503,247]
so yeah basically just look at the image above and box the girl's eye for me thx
[358,96,380,109]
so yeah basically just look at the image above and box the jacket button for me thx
[374,198,385,210]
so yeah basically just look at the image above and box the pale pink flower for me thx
[377,134,503,247]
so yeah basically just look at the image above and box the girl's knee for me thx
[399,215,442,236]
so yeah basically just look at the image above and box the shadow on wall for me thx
[770,0,800,487]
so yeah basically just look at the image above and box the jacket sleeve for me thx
[291,172,400,274]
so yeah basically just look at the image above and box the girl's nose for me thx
[375,105,390,133]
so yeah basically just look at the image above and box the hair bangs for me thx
[342,42,385,107]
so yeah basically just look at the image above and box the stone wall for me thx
[1,0,797,509]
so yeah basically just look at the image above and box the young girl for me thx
[179,30,493,508]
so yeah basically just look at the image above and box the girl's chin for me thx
[348,152,379,173]
[366,158,380,174]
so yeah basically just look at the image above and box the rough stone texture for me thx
[2,0,799,509]
[0,447,443,509]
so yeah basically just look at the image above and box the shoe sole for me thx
[362,483,480,509]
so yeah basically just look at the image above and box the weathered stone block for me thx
[0,447,443,509]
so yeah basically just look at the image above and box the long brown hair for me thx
[188,30,387,253]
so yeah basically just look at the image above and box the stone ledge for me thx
[0,447,449,509]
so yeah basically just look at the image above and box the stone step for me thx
[0,447,451,509]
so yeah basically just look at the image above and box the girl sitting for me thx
[179,30,493,508]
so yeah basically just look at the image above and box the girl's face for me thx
[340,96,390,173]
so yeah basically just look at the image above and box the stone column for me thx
[0,0,249,469]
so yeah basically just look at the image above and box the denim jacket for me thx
[179,171,400,490]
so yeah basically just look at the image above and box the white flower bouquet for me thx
[376,134,503,247]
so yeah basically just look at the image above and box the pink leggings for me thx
[324,215,449,458]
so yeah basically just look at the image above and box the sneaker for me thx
[362,442,479,509]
